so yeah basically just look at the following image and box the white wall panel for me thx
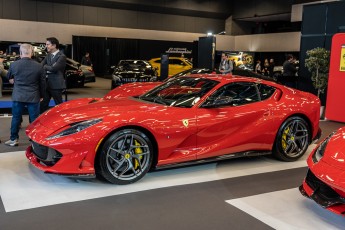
[0,19,300,52]
[234,32,301,52]
[0,19,204,44]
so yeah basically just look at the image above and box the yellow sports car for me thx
[149,57,192,77]
[228,52,253,66]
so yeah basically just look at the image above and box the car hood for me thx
[321,127,345,169]
[104,82,161,99]
[38,97,162,128]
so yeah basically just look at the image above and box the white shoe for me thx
[4,139,18,147]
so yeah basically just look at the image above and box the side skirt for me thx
[155,151,272,171]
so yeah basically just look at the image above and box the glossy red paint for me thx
[104,82,160,100]
[26,74,321,183]
[301,127,345,215]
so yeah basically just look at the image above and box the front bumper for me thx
[300,170,345,215]
[26,143,95,177]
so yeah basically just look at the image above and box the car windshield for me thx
[184,59,192,66]
[138,77,219,108]
[119,60,151,69]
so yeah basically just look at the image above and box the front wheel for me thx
[273,117,310,162]
[96,129,153,184]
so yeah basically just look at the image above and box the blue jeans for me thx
[10,101,40,141]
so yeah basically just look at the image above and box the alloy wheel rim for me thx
[281,120,309,157]
[106,133,150,181]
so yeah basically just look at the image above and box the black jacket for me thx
[7,57,46,103]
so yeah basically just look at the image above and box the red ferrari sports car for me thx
[26,74,321,184]
[300,127,345,215]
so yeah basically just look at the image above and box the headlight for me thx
[313,131,336,163]
[46,118,102,140]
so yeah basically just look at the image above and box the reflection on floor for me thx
[227,188,345,229]
[0,146,312,212]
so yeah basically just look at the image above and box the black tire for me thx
[273,116,310,162]
[96,129,153,184]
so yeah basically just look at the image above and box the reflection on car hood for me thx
[38,97,164,128]
[104,82,161,99]
[321,127,345,169]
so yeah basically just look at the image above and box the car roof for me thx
[182,73,280,87]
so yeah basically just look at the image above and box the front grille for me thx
[31,141,48,160]
[120,77,151,83]
[31,141,63,166]
[305,170,345,208]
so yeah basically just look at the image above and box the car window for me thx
[204,82,260,107]
[257,83,276,100]
[169,59,177,65]
[139,77,219,108]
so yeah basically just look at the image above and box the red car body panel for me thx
[26,74,320,177]
[104,82,160,100]
[301,127,345,215]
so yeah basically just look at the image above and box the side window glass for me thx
[257,84,276,100]
[204,82,259,107]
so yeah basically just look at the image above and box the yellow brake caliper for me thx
[134,140,143,169]
[282,127,290,150]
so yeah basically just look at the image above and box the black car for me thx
[111,60,158,89]
[66,58,96,86]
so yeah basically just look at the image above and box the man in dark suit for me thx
[40,37,66,113]
[282,54,298,88]
[5,44,46,146]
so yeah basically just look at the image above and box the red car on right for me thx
[300,126,345,215]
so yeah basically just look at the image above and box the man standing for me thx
[282,54,298,88]
[5,44,45,146]
[81,52,92,66]
[219,53,233,74]
[40,37,66,113]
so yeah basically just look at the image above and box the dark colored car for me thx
[111,60,158,89]
[65,58,96,86]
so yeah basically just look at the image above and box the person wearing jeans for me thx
[5,44,45,147]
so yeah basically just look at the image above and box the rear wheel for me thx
[273,117,310,161]
[96,129,153,184]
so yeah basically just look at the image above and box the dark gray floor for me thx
[0,167,309,230]
[0,78,344,229]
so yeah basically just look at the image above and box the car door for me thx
[154,106,198,165]
[195,82,275,159]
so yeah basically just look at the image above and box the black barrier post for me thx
[160,53,169,81]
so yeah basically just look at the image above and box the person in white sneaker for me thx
[5,44,46,147]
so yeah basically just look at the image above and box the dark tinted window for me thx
[170,59,185,65]
[205,82,260,107]
[139,77,219,108]
[257,84,276,100]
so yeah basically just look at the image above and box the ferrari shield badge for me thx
[182,119,189,127]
